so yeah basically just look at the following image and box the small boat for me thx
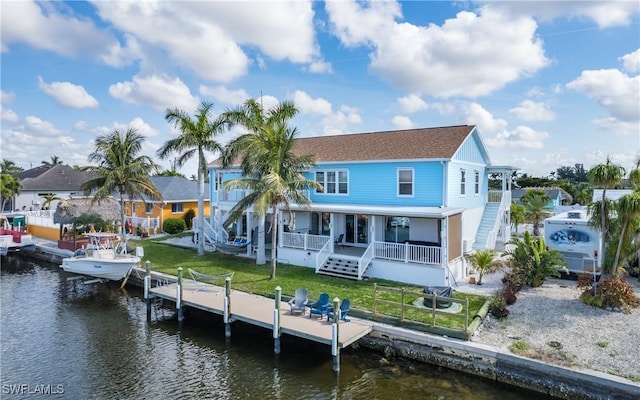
[60,233,141,281]
[0,214,36,255]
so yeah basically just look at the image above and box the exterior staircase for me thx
[473,203,500,251]
[317,255,364,280]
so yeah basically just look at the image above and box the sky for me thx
[1,0,639,179]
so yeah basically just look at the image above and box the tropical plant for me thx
[159,101,226,256]
[465,249,501,285]
[504,231,568,287]
[1,159,23,174]
[222,98,322,278]
[0,173,22,212]
[577,275,640,310]
[519,189,551,236]
[510,201,525,234]
[40,193,61,210]
[183,208,196,229]
[42,155,63,165]
[611,191,640,273]
[80,128,162,243]
[588,157,625,274]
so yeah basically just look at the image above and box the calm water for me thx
[0,255,551,400]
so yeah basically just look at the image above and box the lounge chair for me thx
[327,298,351,322]
[334,233,344,249]
[288,287,308,315]
[308,292,330,319]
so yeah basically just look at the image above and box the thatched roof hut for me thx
[54,197,122,225]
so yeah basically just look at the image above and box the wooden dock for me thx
[149,279,373,358]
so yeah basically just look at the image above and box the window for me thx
[398,168,413,196]
[315,170,348,194]
[475,170,480,195]
[460,170,466,195]
[171,203,183,213]
[145,203,153,214]
[214,172,222,191]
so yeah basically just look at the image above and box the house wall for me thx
[366,259,447,287]
[15,190,75,212]
[308,161,445,207]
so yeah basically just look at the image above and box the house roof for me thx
[15,164,94,191]
[512,187,573,203]
[210,125,478,166]
[287,202,464,218]
[53,197,122,224]
[592,189,633,202]
[124,176,210,202]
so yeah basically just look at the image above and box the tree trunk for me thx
[270,206,278,279]
[256,216,266,265]
[600,189,607,273]
[613,219,628,276]
[120,193,126,244]
[197,168,205,256]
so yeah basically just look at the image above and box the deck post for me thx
[274,286,282,354]
[144,260,151,320]
[224,276,231,338]
[332,297,340,373]
[177,267,184,324]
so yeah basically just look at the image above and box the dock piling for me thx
[274,286,282,354]
[177,267,184,324]
[224,276,231,338]
[332,297,340,373]
[144,260,151,320]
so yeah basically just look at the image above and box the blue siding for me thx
[446,161,487,208]
[309,161,444,206]
[452,131,487,164]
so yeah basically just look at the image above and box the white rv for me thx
[544,209,601,276]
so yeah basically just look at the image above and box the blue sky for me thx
[1,1,639,178]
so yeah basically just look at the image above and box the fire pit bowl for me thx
[422,286,453,309]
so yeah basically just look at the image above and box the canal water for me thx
[1,255,551,400]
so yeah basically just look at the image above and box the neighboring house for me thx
[123,176,210,232]
[591,189,633,202]
[512,187,573,210]
[7,164,93,212]
[208,125,517,287]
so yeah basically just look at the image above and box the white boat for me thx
[60,233,141,281]
[0,225,35,255]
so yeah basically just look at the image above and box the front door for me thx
[346,214,368,245]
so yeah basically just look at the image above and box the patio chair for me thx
[334,234,344,249]
[327,298,351,322]
[308,292,330,319]
[288,287,308,315]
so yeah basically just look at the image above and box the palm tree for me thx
[588,157,625,273]
[158,101,226,256]
[222,99,321,278]
[520,189,551,236]
[465,249,501,285]
[40,193,61,210]
[510,201,525,234]
[42,155,63,165]
[1,159,23,174]
[81,128,161,243]
[1,174,22,212]
[612,191,640,274]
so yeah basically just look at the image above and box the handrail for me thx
[484,191,511,249]
[315,240,331,273]
[357,242,375,279]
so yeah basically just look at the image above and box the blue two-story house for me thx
[208,125,516,287]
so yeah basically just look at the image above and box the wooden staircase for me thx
[318,255,369,280]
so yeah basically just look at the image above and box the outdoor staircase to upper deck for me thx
[318,256,367,280]
[473,203,500,251]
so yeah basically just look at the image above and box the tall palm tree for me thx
[1,159,23,174]
[520,189,551,236]
[1,174,22,212]
[222,99,321,278]
[588,157,625,273]
[159,101,226,256]
[612,191,640,274]
[81,128,161,243]
[510,201,525,234]
[42,155,63,165]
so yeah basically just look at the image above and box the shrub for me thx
[465,249,502,285]
[502,270,526,292]
[163,218,186,234]
[183,208,196,229]
[502,286,518,305]
[488,293,510,319]
[504,231,568,288]
[577,275,639,310]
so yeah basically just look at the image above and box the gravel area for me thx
[459,273,640,380]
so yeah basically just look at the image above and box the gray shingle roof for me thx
[122,176,210,202]
[15,164,94,191]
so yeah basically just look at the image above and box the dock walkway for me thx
[150,280,372,349]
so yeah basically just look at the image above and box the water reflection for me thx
[1,255,551,399]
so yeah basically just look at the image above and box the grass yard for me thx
[133,235,487,332]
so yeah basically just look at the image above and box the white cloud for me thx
[308,60,333,74]
[25,115,60,135]
[93,1,319,82]
[1,106,19,123]
[509,100,555,122]
[96,117,160,138]
[397,94,428,114]
[199,85,250,107]
[620,49,640,73]
[326,2,549,98]
[460,103,508,133]
[38,76,98,109]
[485,126,550,149]
[109,74,199,112]
[293,91,332,116]
[1,1,124,63]
[74,120,89,131]
[292,90,361,134]
[593,117,640,137]
[391,115,414,130]
[1,90,16,103]
[567,69,640,128]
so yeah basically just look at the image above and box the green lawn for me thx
[133,235,487,333]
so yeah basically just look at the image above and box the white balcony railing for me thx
[374,241,442,265]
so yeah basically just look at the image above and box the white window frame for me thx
[397,168,414,197]
[474,170,480,195]
[460,169,466,196]
[214,172,223,192]
[315,170,349,195]
[171,202,183,213]
[145,203,154,214]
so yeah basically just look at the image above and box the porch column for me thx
[330,213,336,252]
[441,217,448,269]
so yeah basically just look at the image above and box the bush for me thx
[577,275,640,310]
[488,293,510,319]
[163,218,186,234]
[503,231,567,288]
[502,286,518,305]
[183,208,196,229]
[502,270,526,292]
